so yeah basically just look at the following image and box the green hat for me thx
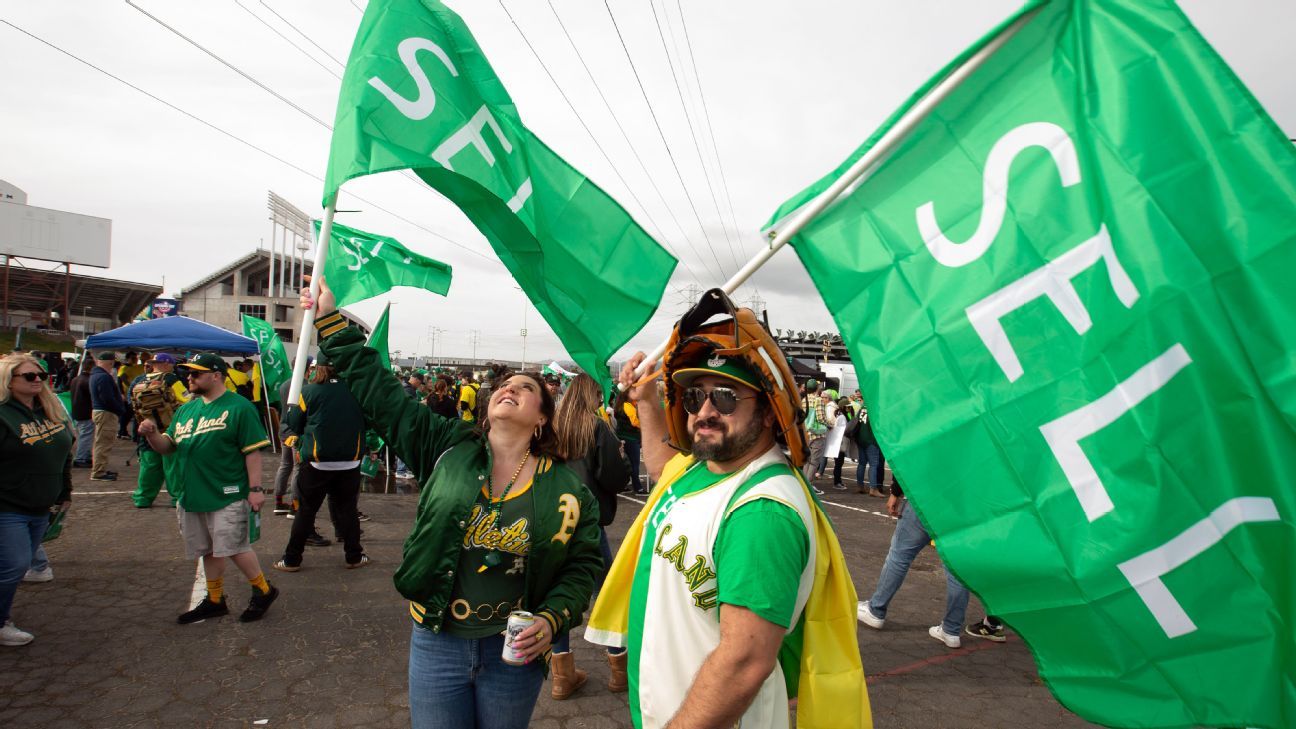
[805,378,819,391]
[671,354,761,391]
[824,388,839,400]
[179,352,227,374]
[314,350,332,367]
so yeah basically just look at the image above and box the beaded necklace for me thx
[481,449,531,569]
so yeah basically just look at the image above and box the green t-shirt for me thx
[165,390,270,513]
[633,462,810,628]
[443,477,534,638]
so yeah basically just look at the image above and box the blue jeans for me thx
[75,420,93,463]
[856,443,886,491]
[31,544,49,572]
[0,512,49,623]
[552,529,625,655]
[866,502,969,635]
[408,626,544,729]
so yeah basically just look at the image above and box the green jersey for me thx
[443,476,535,638]
[165,390,270,513]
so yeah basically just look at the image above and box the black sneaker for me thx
[72,460,91,468]
[272,502,291,515]
[305,533,331,547]
[239,585,279,622]
[965,621,1007,643]
[357,511,371,522]
[178,597,229,624]
[90,472,118,482]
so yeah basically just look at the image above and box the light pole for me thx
[514,286,528,372]
[82,306,91,335]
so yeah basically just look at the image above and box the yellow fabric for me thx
[459,384,477,422]
[225,368,250,393]
[206,577,224,603]
[248,572,270,594]
[250,362,263,402]
[622,402,640,429]
[588,453,871,728]
[170,380,190,404]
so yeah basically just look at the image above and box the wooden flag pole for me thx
[287,196,337,407]
[630,9,1034,381]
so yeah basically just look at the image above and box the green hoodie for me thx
[0,398,74,515]
[315,311,603,642]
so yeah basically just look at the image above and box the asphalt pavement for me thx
[0,438,1100,728]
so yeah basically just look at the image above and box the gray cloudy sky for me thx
[2,1,1292,364]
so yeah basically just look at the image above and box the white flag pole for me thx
[630,10,1034,381]
[286,195,337,407]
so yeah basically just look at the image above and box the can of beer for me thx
[502,610,536,665]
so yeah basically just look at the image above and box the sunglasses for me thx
[16,371,50,382]
[681,386,757,416]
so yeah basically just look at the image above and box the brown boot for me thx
[607,651,628,693]
[550,651,588,700]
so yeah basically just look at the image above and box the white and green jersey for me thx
[627,447,815,729]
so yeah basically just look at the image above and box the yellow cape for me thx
[587,453,872,728]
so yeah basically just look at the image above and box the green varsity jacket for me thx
[315,311,604,639]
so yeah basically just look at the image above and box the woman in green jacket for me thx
[303,280,603,729]
[0,353,74,647]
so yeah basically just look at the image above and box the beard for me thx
[690,410,766,463]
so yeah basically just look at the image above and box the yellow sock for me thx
[206,578,224,603]
[248,572,270,595]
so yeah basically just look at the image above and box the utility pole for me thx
[428,326,444,365]
[469,330,481,365]
[514,286,528,372]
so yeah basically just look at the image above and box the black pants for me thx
[282,465,363,566]
[832,453,846,485]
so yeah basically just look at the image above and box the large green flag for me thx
[770,2,1296,727]
[314,219,452,308]
[242,315,292,403]
[366,303,392,371]
[323,0,677,391]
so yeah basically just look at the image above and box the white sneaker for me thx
[928,625,961,648]
[1,620,34,646]
[22,567,53,583]
[857,601,885,629]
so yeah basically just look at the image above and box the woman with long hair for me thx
[302,280,603,729]
[548,372,632,699]
[0,353,74,646]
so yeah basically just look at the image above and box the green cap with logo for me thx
[671,354,762,390]
[179,352,228,374]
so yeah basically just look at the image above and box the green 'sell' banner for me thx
[324,0,677,391]
[242,315,291,403]
[771,1,1296,727]
[315,219,452,309]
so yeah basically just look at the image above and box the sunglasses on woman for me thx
[681,386,757,416]
[16,371,49,382]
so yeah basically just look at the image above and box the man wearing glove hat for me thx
[586,289,871,729]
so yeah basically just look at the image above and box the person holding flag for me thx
[587,289,870,729]
[301,278,603,729]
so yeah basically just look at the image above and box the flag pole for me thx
[630,9,1035,379]
[287,195,337,407]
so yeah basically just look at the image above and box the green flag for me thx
[366,303,392,371]
[241,315,292,403]
[770,2,1296,727]
[314,219,452,308]
[323,0,677,392]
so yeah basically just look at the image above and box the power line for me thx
[0,19,493,262]
[674,0,746,263]
[232,0,342,80]
[600,0,727,279]
[545,0,716,284]
[125,0,333,130]
[495,1,705,285]
[258,1,348,69]
[647,0,740,270]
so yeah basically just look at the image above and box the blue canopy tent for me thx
[85,316,259,355]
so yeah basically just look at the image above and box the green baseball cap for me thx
[671,354,761,390]
[179,352,228,374]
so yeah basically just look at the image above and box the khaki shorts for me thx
[177,500,251,560]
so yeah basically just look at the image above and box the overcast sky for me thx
[2,1,1292,365]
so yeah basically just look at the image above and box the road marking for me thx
[618,493,646,505]
[78,490,133,495]
[190,560,206,610]
[867,639,1002,679]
